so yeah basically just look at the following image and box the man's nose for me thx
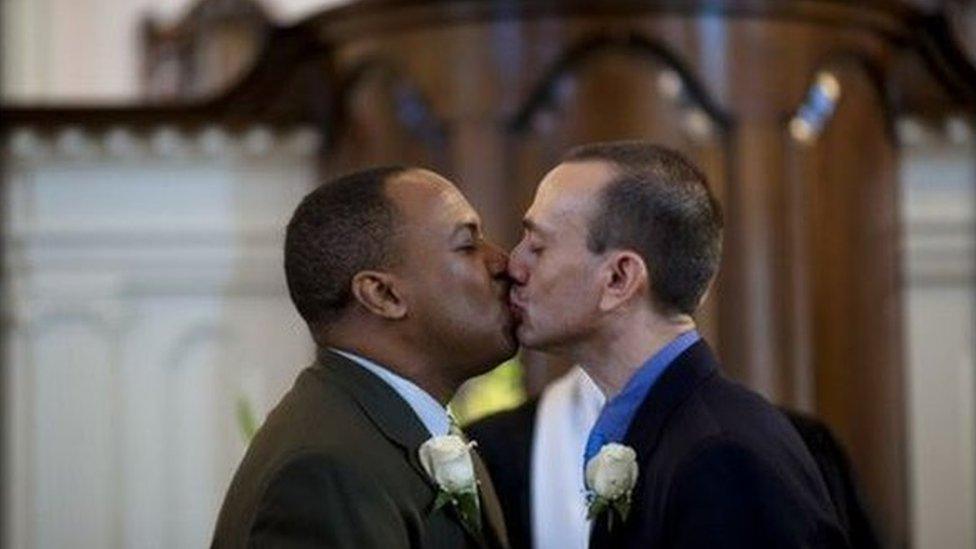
[484,241,509,278]
[507,241,527,284]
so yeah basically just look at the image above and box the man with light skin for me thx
[213,166,513,548]
[508,142,848,548]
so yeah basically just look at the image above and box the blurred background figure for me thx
[2,0,975,547]
[468,356,604,549]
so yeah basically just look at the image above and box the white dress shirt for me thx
[330,348,451,437]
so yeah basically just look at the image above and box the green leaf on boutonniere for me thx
[586,497,608,521]
[613,496,631,522]
[431,490,482,536]
[587,493,632,532]
[433,491,453,512]
[456,492,482,534]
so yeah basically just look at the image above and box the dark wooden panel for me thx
[328,60,449,174]
[791,60,906,547]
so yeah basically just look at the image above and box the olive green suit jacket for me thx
[211,350,509,549]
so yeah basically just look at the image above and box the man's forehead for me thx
[526,160,613,231]
[387,169,448,205]
[388,168,449,195]
[548,160,616,190]
[387,169,479,228]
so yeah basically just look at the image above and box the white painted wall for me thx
[901,135,976,549]
[2,126,320,548]
[1,0,352,102]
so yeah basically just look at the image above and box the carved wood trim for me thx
[329,57,449,154]
[1,25,334,132]
[509,31,733,133]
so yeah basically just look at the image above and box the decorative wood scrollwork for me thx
[511,31,732,133]
[329,58,450,172]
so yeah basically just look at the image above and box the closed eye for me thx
[457,237,484,253]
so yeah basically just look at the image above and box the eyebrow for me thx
[522,218,551,238]
[450,221,480,240]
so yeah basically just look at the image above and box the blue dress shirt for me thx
[330,348,451,437]
[583,330,701,466]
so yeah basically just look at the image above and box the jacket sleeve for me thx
[663,438,850,549]
[248,453,411,549]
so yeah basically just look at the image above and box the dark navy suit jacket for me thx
[589,340,849,548]
[470,343,880,548]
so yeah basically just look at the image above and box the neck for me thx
[324,324,458,405]
[577,311,696,400]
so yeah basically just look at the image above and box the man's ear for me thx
[350,270,407,320]
[598,251,648,312]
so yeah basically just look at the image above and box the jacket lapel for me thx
[590,340,719,546]
[315,349,434,484]
[471,449,510,549]
[317,350,509,547]
[621,340,719,461]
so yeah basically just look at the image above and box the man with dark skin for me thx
[212,166,515,548]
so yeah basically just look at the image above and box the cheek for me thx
[533,263,600,316]
[436,261,493,306]
[533,261,581,300]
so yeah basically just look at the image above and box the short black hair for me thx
[284,166,407,331]
[564,141,723,316]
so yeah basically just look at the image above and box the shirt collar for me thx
[329,348,451,437]
[584,330,701,465]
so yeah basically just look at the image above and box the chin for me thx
[502,321,519,349]
[489,331,519,364]
[516,326,567,354]
[463,350,509,381]
[461,329,517,375]
[515,324,543,350]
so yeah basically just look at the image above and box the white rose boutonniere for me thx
[585,442,638,531]
[419,435,481,535]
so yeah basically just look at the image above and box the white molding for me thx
[904,220,975,285]
[2,132,316,548]
[901,135,975,286]
[4,126,321,163]
[900,135,976,549]
[898,116,975,149]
